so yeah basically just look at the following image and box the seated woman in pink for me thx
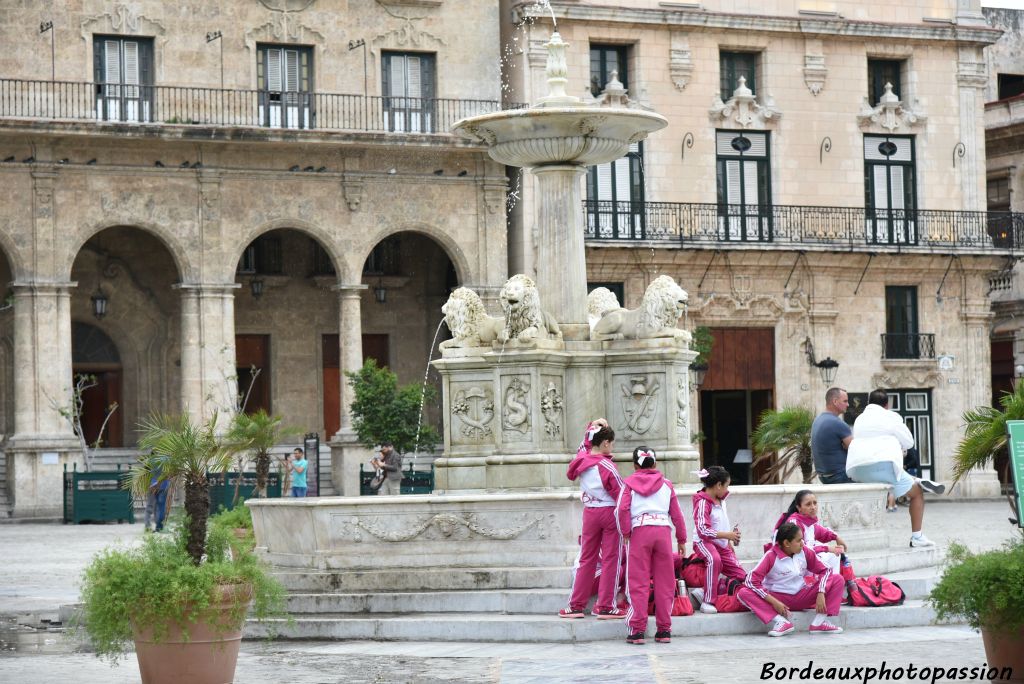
[738,521,845,637]
[769,490,849,575]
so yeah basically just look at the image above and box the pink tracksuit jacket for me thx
[738,543,844,624]
[692,490,746,602]
[770,512,842,572]
[616,469,687,634]
[565,446,623,612]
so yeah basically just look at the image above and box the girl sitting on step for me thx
[690,466,746,613]
[738,521,845,636]
[769,490,854,583]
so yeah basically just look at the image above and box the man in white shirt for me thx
[850,389,945,548]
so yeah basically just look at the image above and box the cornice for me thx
[515,2,1001,47]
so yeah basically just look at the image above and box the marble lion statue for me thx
[591,275,691,341]
[439,287,504,349]
[587,287,624,329]
[499,274,562,343]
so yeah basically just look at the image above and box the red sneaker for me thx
[595,608,626,620]
[558,607,585,619]
[809,621,843,634]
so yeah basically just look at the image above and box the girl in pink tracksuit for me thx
[561,425,624,619]
[617,447,687,645]
[691,466,746,613]
[737,521,845,636]
[769,490,850,575]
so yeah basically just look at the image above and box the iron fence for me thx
[0,78,514,134]
[880,333,936,360]
[583,200,1024,252]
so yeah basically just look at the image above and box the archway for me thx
[69,227,183,446]
[72,322,123,447]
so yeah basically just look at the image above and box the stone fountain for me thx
[245,35,912,637]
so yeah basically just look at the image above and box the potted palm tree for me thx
[227,409,297,498]
[751,406,815,484]
[75,413,285,684]
[929,382,1024,676]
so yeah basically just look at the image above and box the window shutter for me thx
[725,160,742,205]
[743,161,759,207]
[93,39,105,83]
[105,40,121,83]
[267,48,282,91]
[138,40,152,86]
[284,50,299,92]
[596,162,613,202]
[872,167,889,209]
[407,56,421,99]
[420,54,435,100]
[389,55,405,97]
[123,42,139,85]
[614,157,631,203]
[381,53,391,98]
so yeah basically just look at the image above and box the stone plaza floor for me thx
[0,498,1019,683]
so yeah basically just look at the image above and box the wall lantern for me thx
[90,286,108,319]
[815,357,840,385]
[250,277,264,298]
[1014,364,1024,390]
[690,362,708,390]
[373,279,387,304]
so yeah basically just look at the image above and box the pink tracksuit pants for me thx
[569,506,621,612]
[737,574,845,623]
[624,525,675,634]
[694,540,746,602]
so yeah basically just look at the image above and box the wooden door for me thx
[236,334,271,415]
[702,327,774,390]
[321,334,391,439]
[75,369,123,447]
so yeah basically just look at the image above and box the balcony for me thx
[880,333,935,360]
[583,200,1024,254]
[0,78,514,135]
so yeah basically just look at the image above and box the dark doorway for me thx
[992,339,1013,489]
[236,334,271,415]
[72,322,123,447]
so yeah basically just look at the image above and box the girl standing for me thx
[561,425,624,619]
[616,447,687,644]
[691,466,746,613]
[738,521,845,636]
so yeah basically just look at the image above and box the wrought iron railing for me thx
[583,200,1024,252]
[0,78,515,134]
[881,333,936,360]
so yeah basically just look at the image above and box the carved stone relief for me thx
[80,4,168,41]
[669,31,694,91]
[709,77,781,129]
[871,369,943,389]
[540,380,563,440]
[857,83,926,133]
[340,510,558,543]
[451,385,495,440]
[676,377,689,436]
[501,376,531,436]
[803,54,827,96]
[819,500,881,530]
[618,374,663,439]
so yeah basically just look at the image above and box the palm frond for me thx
[751,406,815,484]
[953,381,1024,484]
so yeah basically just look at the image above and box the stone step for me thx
[283,575,937,615]
[246,599,943,643]
[270,545,940,594]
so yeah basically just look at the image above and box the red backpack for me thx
[677,552,707,588]
[712,577,750,613]
[847,576,905,607]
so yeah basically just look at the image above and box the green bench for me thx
[63,464,134,524]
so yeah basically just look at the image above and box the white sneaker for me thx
[688,587,705,604]
[918,480,946,495]
[910,533,936,548]
[700,602,718,614]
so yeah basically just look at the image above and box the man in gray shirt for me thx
[811,387,853,484]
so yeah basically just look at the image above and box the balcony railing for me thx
[583,200,1024,252]
[0,78,515,134]
[881,333,936,360]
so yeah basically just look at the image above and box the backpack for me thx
[647,578,696,616]
[712,577,750,613]
[678,552,707,589]
[847,576,905,607]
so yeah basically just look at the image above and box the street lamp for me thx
[815,357,840,385]
[373,279,387,304]
[91,286,108,319]
[689,362,708,390]
[250,277,264,298]
[1014,364,1024,390]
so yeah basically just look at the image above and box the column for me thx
[960,306,1001,496]
[176,283,239,427]
[7,282,81,518]
[329,284,370,496]
[531,164,589,339]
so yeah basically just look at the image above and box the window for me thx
[716,130,771,241]
[987,176,1014,248]
[382,52,436,133]
[237,235,283,275]
[997,74,1024,101]
[586,44,645,239]
[590,44,628,97]
[868,59,903,105]
[720,51,757,100]
[988,177,1011,212]
[884,286,920,359]
[864,135,916,245]
[311,240,335,276]
[889,389,934,480]
[257,44,314,129]
[363,237,400,275]
[94,35,154,122]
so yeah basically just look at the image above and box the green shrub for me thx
[75,519,285,664]
[347,358,439,454]
[209,503,253,531]
[929,540,1024,632]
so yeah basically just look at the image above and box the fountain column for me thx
[532,164,589,339]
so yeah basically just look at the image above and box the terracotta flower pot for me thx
[981,625,1024,683]
[132,583,252,684]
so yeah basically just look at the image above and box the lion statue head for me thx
[440,287,500,349]
[498,274,561,342]
[587,287,621,328]
[642,275,688,330]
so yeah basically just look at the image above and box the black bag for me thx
[369,472,386,491]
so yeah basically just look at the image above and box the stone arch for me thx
[64,221,191,283]
[226,218,344,284]
[352,222,472,288]
[0,226,25,283]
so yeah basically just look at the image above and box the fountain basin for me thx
[453,106,667,167]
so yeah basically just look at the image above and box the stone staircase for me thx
[245,547,945,643]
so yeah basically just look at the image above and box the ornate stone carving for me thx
[709,77,781,129]
[676,377,689,434]
[371,1,447,54]
[591,275,690,341]
[669,31,694,91]
[258,0,317,10]
[541,381,563,439]
[245,18,325,48]
[80,4,167,42]
[820,500,880,530]
[460,124,498,146]
[857,83,926,132]
[482,183,506,215]
[347,511,552,543]
[690,293,784,320]
[620,375,661,436]
[452,386,494,438]
[803,53,828,96]
[341,175,364,212]
[498,274,561,343]
[871,369,943,389]
[577,115,609,136]
[439,287,504,350]
[502,377,530,434]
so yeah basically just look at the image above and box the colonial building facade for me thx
[0,0,508,517]
[503,0,1015,492]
